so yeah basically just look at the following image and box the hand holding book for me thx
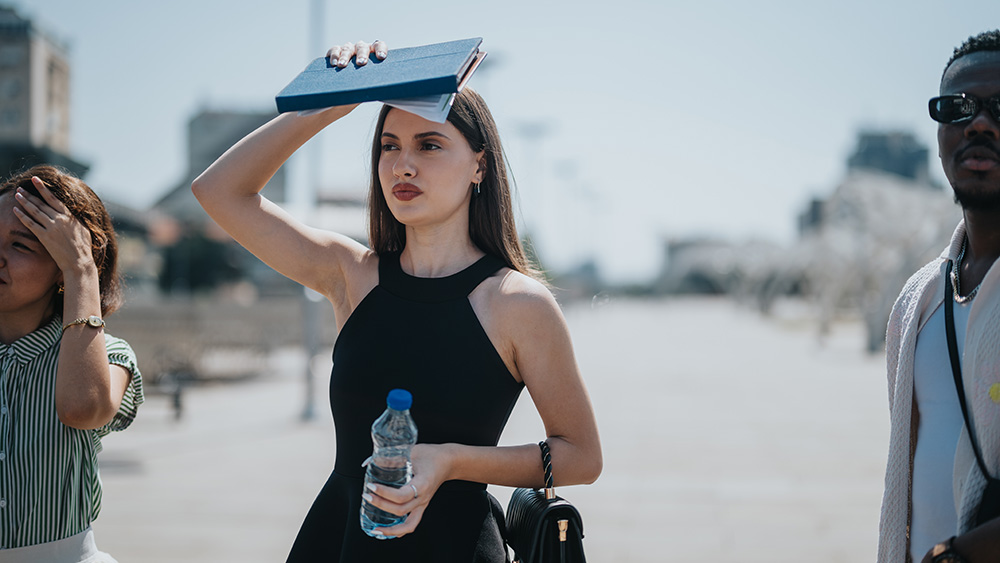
[327,40,388,68]
[277,38,486,123]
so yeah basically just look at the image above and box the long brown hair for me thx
[0,165,123,316]
[367,88,541,279]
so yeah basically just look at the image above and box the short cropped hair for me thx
[943,29,1000,78]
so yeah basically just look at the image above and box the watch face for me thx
[86,316,103,327]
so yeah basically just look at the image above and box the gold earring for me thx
[57,284,64,294]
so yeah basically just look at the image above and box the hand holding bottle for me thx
[361,389,418,539]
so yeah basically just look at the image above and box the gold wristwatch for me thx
[62,315,105,331]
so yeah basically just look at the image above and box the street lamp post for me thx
[300,0,326,421]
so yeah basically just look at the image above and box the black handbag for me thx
[504,441,587,563]
[944,261,1000,526]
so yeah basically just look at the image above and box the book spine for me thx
[276,75,461,114]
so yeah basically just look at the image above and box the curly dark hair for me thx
[0,164,123,316]
[943,29,1000,78]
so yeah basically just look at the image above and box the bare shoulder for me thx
[470,269,564,382]
[501,270,557,307]
[474,269,564,330]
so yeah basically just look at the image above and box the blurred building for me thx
[150,109,281,295]
[796,131,958,351]
[0,5,87,176]
[655,238,736,295]
[0,6,154,292]
[155,109,286,223]
[654,236,797,314]
[847,130,935,186]
[800,130,940,235]
[653,129,961,351]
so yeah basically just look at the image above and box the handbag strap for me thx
[944,260,993,480]
[538,441,556,499]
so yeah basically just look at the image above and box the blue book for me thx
[275,37,486,119]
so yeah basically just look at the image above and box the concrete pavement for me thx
[93,297,890,562]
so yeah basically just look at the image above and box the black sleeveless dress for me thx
[287,252,524,562]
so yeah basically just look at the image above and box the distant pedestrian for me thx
[879,30,1000,562]
[0,165,142,562]
[193,39,601,562]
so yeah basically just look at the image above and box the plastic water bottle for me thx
[360,389,418,539]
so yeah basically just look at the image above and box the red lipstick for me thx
[392,183,423,201]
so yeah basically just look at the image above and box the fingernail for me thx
[362,493,373,502]
[376,50,387,58]
[371,529,385,537]
[365,483,377,493]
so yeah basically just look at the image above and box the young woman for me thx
[0,165,142,562]
[193,40,601,562]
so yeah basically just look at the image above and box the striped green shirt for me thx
[0,315,143,549]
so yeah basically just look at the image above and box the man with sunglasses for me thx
[878,30,1000,563]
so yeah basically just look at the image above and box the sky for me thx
[15,0,1000,282]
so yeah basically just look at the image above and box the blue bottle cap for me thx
[386,389,412,410]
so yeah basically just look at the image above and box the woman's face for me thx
[0,193,61,320]
[378,109,484,229]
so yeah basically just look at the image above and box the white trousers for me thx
[0,527,117,563]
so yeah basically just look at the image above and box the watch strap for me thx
[931,536,969,563]
[62,315,105,331]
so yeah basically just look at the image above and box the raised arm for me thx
[14,178,130,430]
[191,42,386,303]
[191,107,368,300]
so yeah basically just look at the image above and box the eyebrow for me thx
[381,131,452,141]
[10,228,39,243]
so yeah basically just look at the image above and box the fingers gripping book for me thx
[275,37,486,123]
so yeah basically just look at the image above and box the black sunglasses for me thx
[929,93,1000,124]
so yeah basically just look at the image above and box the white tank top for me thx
[910,297,971,561]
